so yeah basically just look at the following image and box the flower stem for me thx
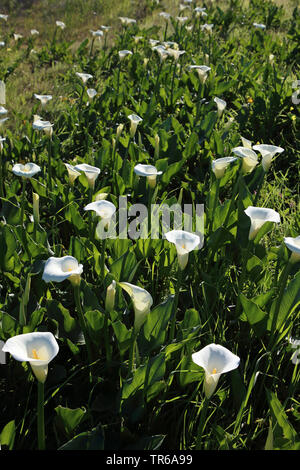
[128,329,137,377]
[37,381,45,450]
[268,261,292,350]
[169,266,183,342]
[47,137,53,194]
[73,284,93,364]
[208,178,220,234]
[195,397,210,449]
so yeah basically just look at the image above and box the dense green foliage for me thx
[0,0,299,451]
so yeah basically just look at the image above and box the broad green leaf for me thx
[55,406,86,438]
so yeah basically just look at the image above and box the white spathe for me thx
[244,206,280,240]
[64,163,81,185]
[212,156,237,179]
[284,235,300,264]
[165,230,200,270]
[119,282,153,332]
[84,200,116,226]
[128,114,142,138]
[76,72,93,84]
[134,164,162,188]
[214,97,226,117]
[232,146,259,174]
[74,163,101,189]
[34,94,52,106]
[252,144,284,172]
[12,162,41,179]
[192,343,240,398]
[42,255,83,285]
[2,332,59,383]
[118,50,133,60]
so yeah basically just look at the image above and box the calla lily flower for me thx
[56,20,66,29]
[86,88,97,99]
[188,65,211,83]
[0,105,8,115]
[214,97,227,117]
[253,23,266,30]
[101,25,111,32]
[90,29,103,38]
[74,163,100,189]
[244,206,280,240]
[0,14,8,21]
[252,144,284,172]
[118,49,133,60]
[176,16,189,24]
[167,48,185,61]
[201,24,214,33]
[212,157,237,179]
[2,332,59,383]
[159,12,171,20]
[232,146,259,174]
[284,235,300,264]
[34,94,52,106]
[194,7,206,15]
[105,280,116,313]
[31,29,39,35]
[192,343,240,399]
[32,117,53,137]
[12,162,41,179]
[0,136,6,151]
[241,136,252,149]
[119,282,153,332]
[119,17,136,25]
[42,255,83,286]
[84,200,116,228]
[165,230,201,270]
[152,45,169,61]
[64,163,81,185]
[128,114,142,138]
[134,164,162,188]
[14,33,23,41]
[76,72,93,84]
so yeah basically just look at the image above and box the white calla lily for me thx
[284,235,300,264]
[56,21,66,29]
[74,163,101,189]
[188,65,211,83]
[86,88,97,99]
[118,49,133,60]
[119,17,136,25]
[212,157,237,179]
[2,332,59,383]
[253,23,266,30]
[84,200,116,228]
[165,230,200,270]
[12,162,41,179]
[0,106,8,115]
[128,114,142,138]
[105,280,116,313]
[64,163,81,185]
[241,136,252,149]
[214,97,227,117]
[252,144,284,172]
[192,344,240,398]
[244,206,280,240]
[159,12,171,20]
[31,29,39,35]
[232,146,259,174]
[32,117,53,137]
[42,255,83,285]
[34,94,52,106]
[90,29,103,38]
[201,23,214,33]
[167,48,185,61]
[134,164,162,188]
[0,14,8,21]
[119,282,153,332]
[76,72,93,84]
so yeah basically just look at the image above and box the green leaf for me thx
[58,424,104,450]
[266,389,300,450]
[140,296,174,354]
[55,406,86,438]
[239,293,267,337]
[0,420,16,449]
[267,271,300,331]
